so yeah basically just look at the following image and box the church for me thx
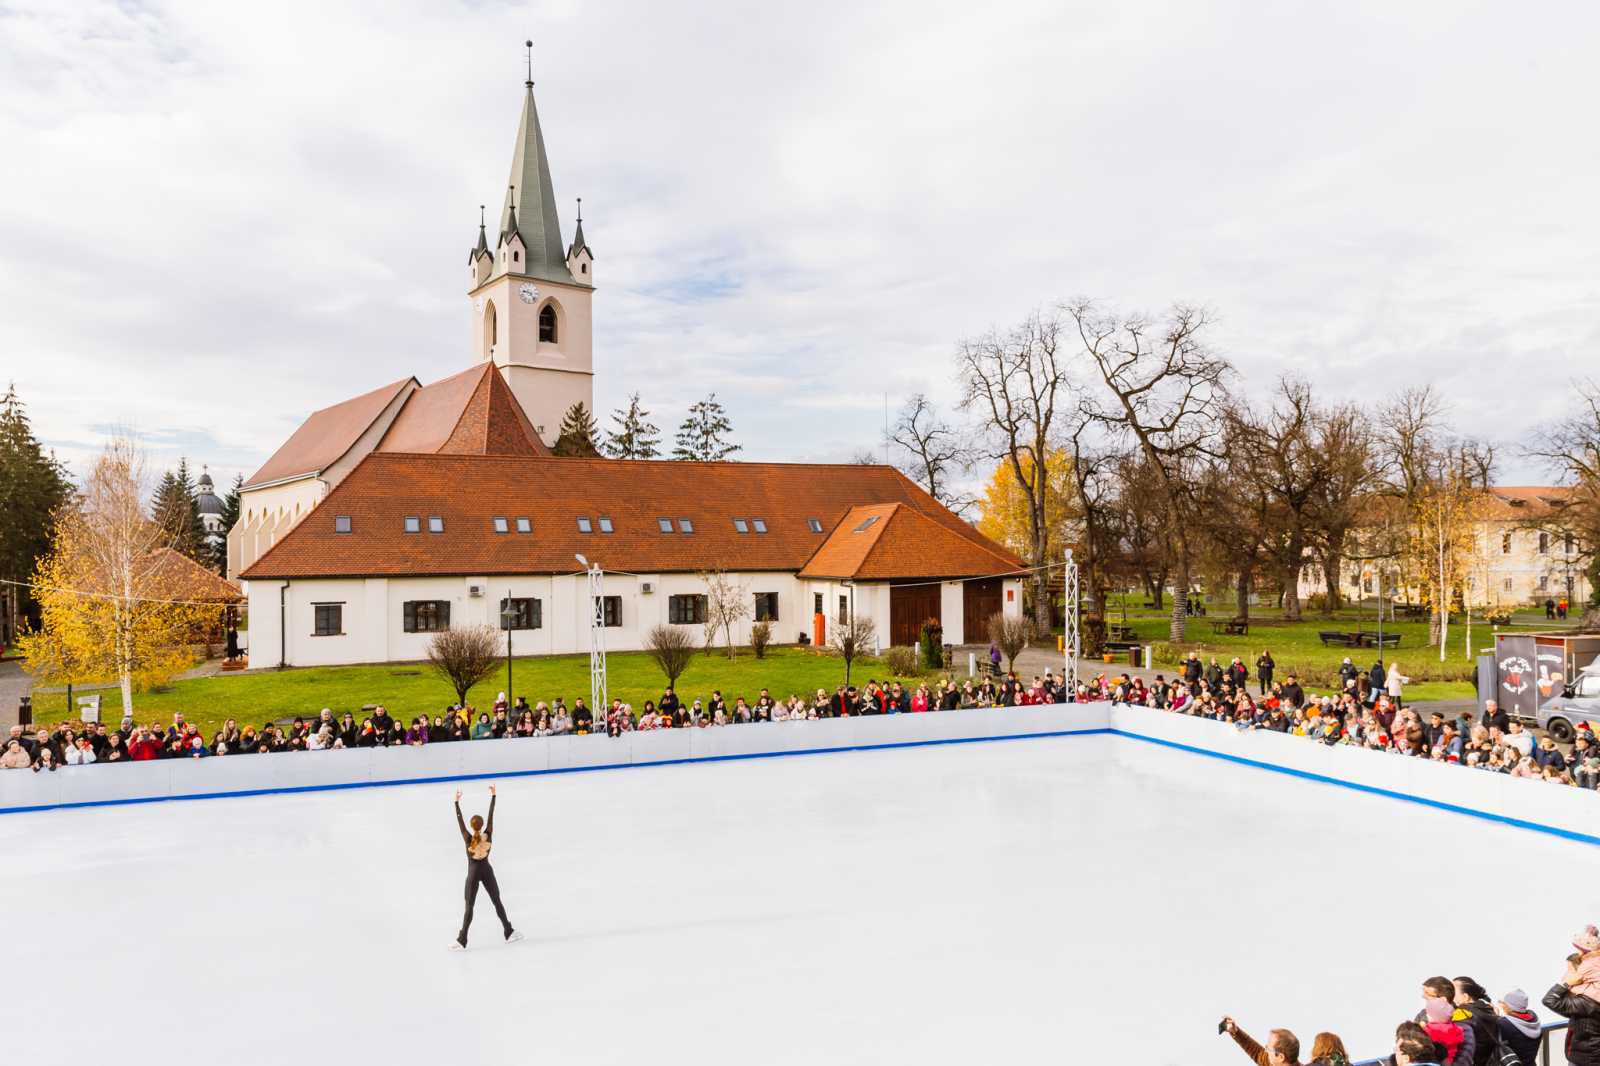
[234,67,1024,668]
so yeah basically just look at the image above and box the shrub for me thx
[883,645,920,677]
[644,624,696,687]
[1081,615,1107,658]
[750,621,772,660]
[988,612,1033,673]
[425,625,502,707]
[919,619,943,671]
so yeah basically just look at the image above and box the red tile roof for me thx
[146,548,244,603]
[241,453,1022,580]
[799,503,1024,580]
[377,364,549,458]
[243,377,415,488]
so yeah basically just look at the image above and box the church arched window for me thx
[483,301,497,358]
[539,304,558,343]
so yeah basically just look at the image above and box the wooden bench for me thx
[1395,603,1429,619]
[1358,632,1401,649]
[1210,618,1248,636]
[1101,639,1142,654]
[1318,630,1360,647]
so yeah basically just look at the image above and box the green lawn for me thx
[65,647,921,736]
[1086,593,1556,700]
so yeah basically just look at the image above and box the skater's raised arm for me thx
[486,785,497,840]
[454,789,469,844]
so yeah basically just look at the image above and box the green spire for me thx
[497,53,573,285]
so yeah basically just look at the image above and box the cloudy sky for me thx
[4,0,1597,490]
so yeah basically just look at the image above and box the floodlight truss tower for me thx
[1064,549,1080,699]
[586,563,608,717]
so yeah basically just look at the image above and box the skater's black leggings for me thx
[459,858,512,945]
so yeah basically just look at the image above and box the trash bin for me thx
[1126,648,1141,668]
[17,695,32,727]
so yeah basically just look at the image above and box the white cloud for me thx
[2,0,1597,486]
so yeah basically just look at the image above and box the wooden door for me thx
[890,583,941,647]
[963,578,1002,644]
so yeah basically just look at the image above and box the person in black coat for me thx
[1545,963,1600,1066]
[1183,654,1203,686]
[1369,661,1386,705]
[1255,651,1275,695]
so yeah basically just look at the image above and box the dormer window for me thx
[515,517,532,533]
[577,517,593,534]
[658,518,674,533]
[598,517,614,534]
[428,516,444,534]
[513,250,520,263]
[752,519,768,534]
[539,304,557,343]
[733,518,749,534]
[853,516,881,533]
[404,516,421,534]
[807,518,823,533]
[334,516,352,534]
[493,517,509,534]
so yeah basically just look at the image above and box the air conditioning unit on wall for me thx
[641,582,654,594]
[468,585,484,598]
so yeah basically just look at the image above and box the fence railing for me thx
[1353,1019,1567,1066]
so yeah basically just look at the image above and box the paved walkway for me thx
[0,660,31,730]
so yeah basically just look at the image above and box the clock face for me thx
[518,284,539,304]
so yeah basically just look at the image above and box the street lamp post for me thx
[499,588,515,713]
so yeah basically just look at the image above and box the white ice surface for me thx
[4,734,1594,1065]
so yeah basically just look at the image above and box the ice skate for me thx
[505,930,524,944]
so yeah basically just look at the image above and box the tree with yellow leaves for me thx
[976,448,1079,573]
[17,438,212,716]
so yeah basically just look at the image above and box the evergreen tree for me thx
[0,382,72,645]
[207,474,243,574]
[605,392,661,459]
[672,393,741,462]
[551,402,602,458]
[150,458,204,560]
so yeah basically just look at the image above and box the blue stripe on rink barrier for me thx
[1111,727,1600,848]
[0,725,1116,815]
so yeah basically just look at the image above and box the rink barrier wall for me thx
[1107,703,1600,847]
[0,705,1113,815]
[7,702,1600,846]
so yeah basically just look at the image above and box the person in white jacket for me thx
[1386,661,1412,707]
[63,738,97,765]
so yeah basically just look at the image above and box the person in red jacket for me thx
[126,727,162,761]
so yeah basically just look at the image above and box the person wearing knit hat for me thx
[1542,951,1600,1066]
[1572,925,1600,1006]
[1495,988,1540,1065]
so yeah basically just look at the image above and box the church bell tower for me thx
[468,43,595,446]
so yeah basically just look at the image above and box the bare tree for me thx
[426,625,502,707]
[1305,403,1377,613]
[890,393,975,513]
[1070,300,1231,642]
[988,612,1033,673]
[830,614,877,685]
[958,309,1071,630]
[643,624,696,688]
[1528,379,1600,619]
[702,570,750,659]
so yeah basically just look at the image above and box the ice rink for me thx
[5,733,1594,1065]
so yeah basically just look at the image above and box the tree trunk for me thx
[1170,556,1190,642]
[1235,569,1251,621]
[1280,564,1302,621]
[1031,567,1051,634]
[1320,548,1342,614]
[1153,568,1168,609]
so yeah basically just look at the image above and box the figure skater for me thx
[449,785,521,949]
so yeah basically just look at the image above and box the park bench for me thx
[1101,639,1142,654]
[1361,632,1401,649]
[1210,618,1248,636]
[1395,603,1429,620]
[1318,630,1360,647]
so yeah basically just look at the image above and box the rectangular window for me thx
[334,516,352,534]
[493,517,509,534]
[1501,532,1511,554]
[754,592,779,622]
[838,594,849,623]
[807,518,823,533]
[814,592,824,615]
[428,516,444,534]
[1538,532,1549,554]
[516,517,531,533]
[657,517,674,533]
[752,519,767,534]
[577,517,593,534]
[313,603,342,636]
[404,516,420,534]
[678,518,694,533]
[854,515,880,533]
[1503,578,1514,592]
[1539,575,1549,590]
[732,518,749,534]
[598,517,614,534]
[595,595,622,627]
[403,600,451,633]
[668,594,708,625]
[499,597,541,630]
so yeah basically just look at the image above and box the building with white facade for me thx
[234,63,1025,666]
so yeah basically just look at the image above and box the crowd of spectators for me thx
[1077,649,1600,793]
[1218,938,1600,1066]
[0,672,1073,768]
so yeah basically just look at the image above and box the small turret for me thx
[470,204,493,288]
[566,197,593,285]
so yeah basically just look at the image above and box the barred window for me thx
[668,594,707,625]
[403,600,451,633]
